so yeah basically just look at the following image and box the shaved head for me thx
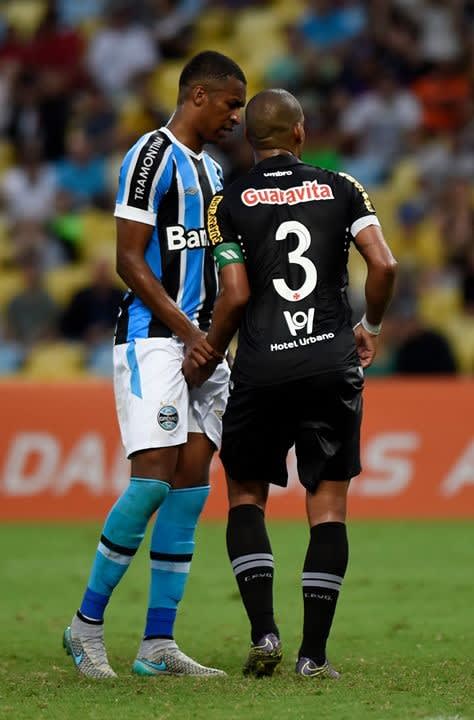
[245,89,304,150]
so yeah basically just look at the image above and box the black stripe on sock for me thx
[100,534,137,556]
[77,610,103,625]
[150,551,193,562]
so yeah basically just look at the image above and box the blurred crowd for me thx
[0,0,473,377]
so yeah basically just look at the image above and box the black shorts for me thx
[220,366,363,493]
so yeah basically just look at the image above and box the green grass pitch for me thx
[0,520,472,720]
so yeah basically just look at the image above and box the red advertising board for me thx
[0,379,472,520]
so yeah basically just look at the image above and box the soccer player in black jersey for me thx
[184,89,397,678]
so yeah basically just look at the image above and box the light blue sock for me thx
[145,485,210,638]
[79,477,170,621]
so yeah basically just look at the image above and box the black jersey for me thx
[209,154,380,385]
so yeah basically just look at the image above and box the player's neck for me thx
[167,112,204,154]
[254,148,298,163]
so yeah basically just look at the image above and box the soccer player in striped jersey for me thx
[63,51,246,679]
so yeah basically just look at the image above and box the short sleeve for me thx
[114,132,173,226]
[207,193,238,247]
[338,171,381,237]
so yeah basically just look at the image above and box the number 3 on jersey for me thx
[272,221,317,302]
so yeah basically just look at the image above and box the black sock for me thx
[226,504,279,644]
[299,521,348,665]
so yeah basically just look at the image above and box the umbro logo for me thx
[185,186,199,195]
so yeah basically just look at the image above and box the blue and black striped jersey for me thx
[114,127,223,344]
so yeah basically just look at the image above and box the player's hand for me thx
[353,322,378,368]
[182,354,217,388]
[184,329,222,367]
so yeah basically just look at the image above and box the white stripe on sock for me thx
[97,542,133,566]
[231,553,273,570]
[233,559,274,576]
[302,580,341,591]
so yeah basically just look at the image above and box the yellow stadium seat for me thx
[22,341,86,379]
[231,8,286,63]
[0,221,13,266]
[390,159,419,202]
[444,315,474,374]
[193,7,233,48]
[418,285,462,330]
[45,265,91,307]
[80,210,115,262]
[0,139,14,174]
[347,246,367,295]
[368,186,398,240]
[3,0,46,36]
[152,62,183,114]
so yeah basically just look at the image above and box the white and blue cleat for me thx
[63,616,117,679]
[133,639,226,677]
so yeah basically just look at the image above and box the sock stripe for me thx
[231,553,273,569]
[150,559,191,573]
[100,534,137,556]
[150,551,193,562]
[233,559,274,576]
[76,609,104,625]
[97,541,134,565]
[302,579,341,591]
[302,572,343,584]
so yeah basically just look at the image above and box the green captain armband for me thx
[213,241,245,269]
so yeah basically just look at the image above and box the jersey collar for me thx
[252,154,302,172]
[160,126,204,160]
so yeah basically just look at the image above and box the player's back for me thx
[213,155,378,385]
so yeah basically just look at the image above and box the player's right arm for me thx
[353,225,398,367]
[340,172,398,367]
[114,133,216,363]
[115,219,214,361]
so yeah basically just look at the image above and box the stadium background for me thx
[0,0,472,516]
[0,4,472,719]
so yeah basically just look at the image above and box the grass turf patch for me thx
[0,521,472,720]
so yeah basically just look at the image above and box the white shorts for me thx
[113,337,230,457]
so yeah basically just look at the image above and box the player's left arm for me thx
[207,261,250,356]
[207,193,250,355]
[183,193,250,386]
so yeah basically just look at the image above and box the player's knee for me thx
[130,446,179,483]
[227,475,268,510]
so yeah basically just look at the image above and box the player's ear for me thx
[192,84,207,107]
[294,121,305,148]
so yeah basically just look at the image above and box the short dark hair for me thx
[179,51,246,93]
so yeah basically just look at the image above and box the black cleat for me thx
[243,633,283,678]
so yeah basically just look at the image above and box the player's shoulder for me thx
[202,151,224,187]
[296,163,357,188]
[123,127,173,163]
[202,150,223,173]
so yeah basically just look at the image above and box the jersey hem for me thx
[231,360,360,387]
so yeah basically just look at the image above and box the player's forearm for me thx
[364,261,397,325]
[207,291,246,355]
